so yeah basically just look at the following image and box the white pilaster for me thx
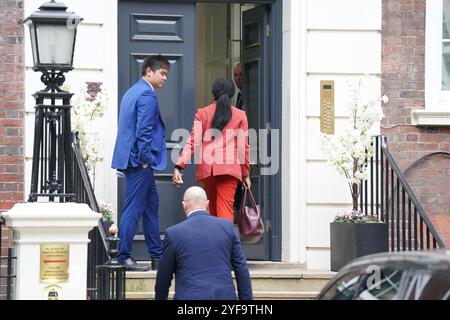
[282,0,308,263]
[2,202,101,300]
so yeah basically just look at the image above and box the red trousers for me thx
[201,175,239,223]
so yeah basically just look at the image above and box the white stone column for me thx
[2,202,101,300]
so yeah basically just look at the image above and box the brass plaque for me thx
[40,244,69,283]
[320,80,335,134]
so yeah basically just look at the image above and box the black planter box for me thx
[330,222,388,272]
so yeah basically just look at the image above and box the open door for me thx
[241,5,271,260]
[117,1,196,260]
[117,1,274,261]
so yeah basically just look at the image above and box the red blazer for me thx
[176,103,250,182]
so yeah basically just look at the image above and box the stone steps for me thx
[126,290,320,300]
[125,262,335,300]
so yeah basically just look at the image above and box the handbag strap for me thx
[240,187,258,210]
[239,188,248,211]
[247,188,258,209]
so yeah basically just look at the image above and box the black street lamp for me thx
[24,0,82,71]
[24,1,83,201]
[23,3,112,299]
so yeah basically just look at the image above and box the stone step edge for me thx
[126,271,335,279]
[137,261,307,269]
[125,291,319,300]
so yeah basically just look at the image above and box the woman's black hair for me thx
[211,78,236,131]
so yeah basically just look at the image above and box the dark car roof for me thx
[318,250,450,299]
[340,250,450,273]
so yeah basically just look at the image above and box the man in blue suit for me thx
[112,55,169,271]
[155,186,253,300]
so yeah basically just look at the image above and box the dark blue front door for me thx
[117,1,280,261]
[118,1,196,260]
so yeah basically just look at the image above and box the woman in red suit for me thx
[172,78,251,223]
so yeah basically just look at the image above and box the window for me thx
[356,267,405,300]
[320,271,362,300]
[402,269,450,300]
[414,0,450,125]
[443,1,450,90]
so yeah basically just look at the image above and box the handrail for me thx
[359,135,446,251]
[71,131,109,299]
[72,134,100,212]
[380,135,446,248]
[71,132,108,251]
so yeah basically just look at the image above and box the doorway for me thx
[117,0,281,261]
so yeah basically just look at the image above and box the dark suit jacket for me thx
[111,79,167,170]
[155,211,253,300]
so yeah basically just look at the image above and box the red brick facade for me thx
[0,0,24,213]
[382,0,450,245]
[0,0,24,299]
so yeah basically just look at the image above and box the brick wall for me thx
[0,0,23,300]
[0,0,24,213]
[382,0,450,245]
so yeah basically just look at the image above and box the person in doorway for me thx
[233,63,244,110]
[172,78,251,223]
[233,63,245,212]
[154,186,253,300]
[111,55,170,271]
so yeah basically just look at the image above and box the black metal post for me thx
[6,248,14,300]
[408,198,412,251]
[370,145,374,215]
[28,68,75,202]
[375,137,379,218]
[391,169,394,251]
[414,208,418,250]
[396,178,400,251]
[96,227,126,300]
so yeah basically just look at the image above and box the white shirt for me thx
[142,77,154,92]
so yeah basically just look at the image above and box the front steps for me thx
[125,261,335,300]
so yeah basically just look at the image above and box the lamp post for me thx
[24,1,83,202]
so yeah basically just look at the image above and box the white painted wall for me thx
[23,0,382,270]
[24,0,118,218]
[282,0,382,269]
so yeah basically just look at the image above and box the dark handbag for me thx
[238,188,264,238]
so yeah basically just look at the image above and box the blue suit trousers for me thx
[118,165,162,261]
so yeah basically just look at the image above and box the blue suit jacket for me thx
[155,211,253,300]
[111,79,167,170]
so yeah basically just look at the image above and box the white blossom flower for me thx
[70,84,109,175]
[321,76,387,211]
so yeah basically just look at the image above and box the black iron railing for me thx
[0,217,16,300]
[28,90,75,203]
[72,132,109,299]
[96,232,126,300]
[25,63,122,299]
[359,135,446,251]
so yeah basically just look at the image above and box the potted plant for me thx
[321,76,389,271]
[329,210,388,271]
[99,200,115,237]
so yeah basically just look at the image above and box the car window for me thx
[320,271,362,300]
[402,269,450,300]
[320,260,450,300]
[356,267,405,300]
